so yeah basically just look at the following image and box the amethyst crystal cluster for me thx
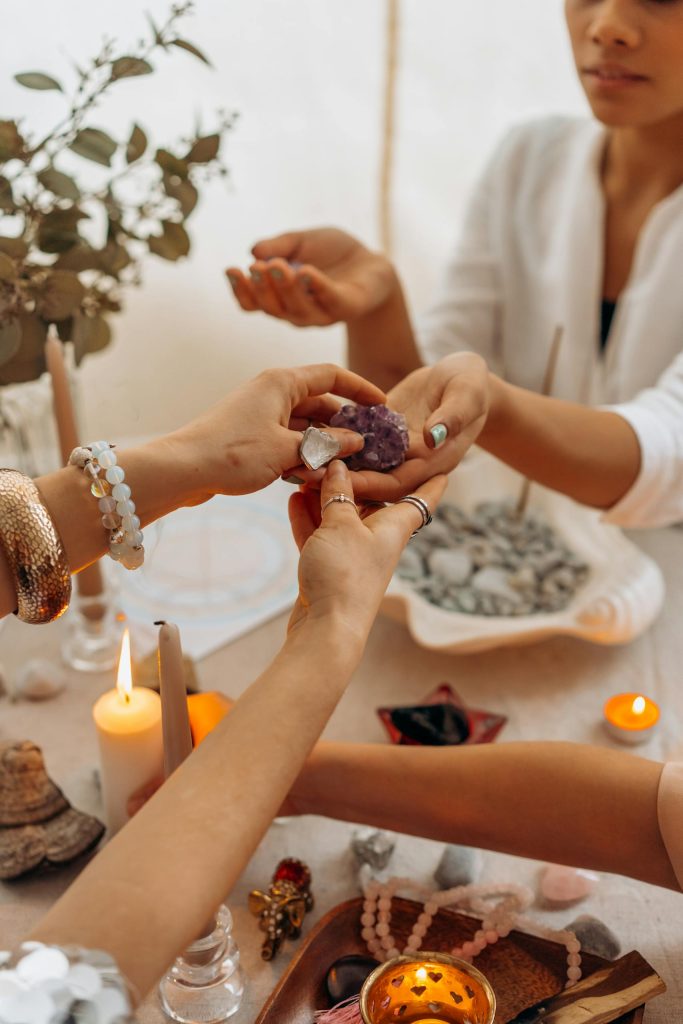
[330,404,409,472]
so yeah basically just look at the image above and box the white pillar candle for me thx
[93,629,163,834]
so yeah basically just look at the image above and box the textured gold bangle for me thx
[0,470,71,623]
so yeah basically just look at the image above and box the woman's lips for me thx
[583,65,649,89]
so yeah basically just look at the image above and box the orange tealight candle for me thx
[603,692,660,745]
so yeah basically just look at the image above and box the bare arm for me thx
[27,463,447,999]
[289,741,678,891]
[480,375,641,509]
[346,271,423,391]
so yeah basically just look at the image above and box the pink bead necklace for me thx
[360,876,582,987]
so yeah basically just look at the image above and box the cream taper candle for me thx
[93,628,163,834]
[157,620,193,777]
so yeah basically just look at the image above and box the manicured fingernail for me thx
[284,475,305,485]
[250,268,262,282]
[269,267,284,280]
[430,423,448,448]
[226,273,238,287]
[300,274,312,288]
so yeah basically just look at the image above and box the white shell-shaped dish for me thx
[381,452,665,652]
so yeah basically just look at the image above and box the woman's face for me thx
[565,0,683,128]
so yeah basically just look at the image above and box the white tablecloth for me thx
[1,525,682,1022]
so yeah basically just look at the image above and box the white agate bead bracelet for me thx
[69,442,145,570]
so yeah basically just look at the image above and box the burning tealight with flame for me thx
[603,692,660,745]
[360,953,495,1024]
[93,628,163,834]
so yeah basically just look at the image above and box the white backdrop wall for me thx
[2,0,588,437]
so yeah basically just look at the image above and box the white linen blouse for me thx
[416,116,683,529]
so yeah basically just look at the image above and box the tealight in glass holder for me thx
[61,566,123,672]
[159,904,245,1023]
[360,952,495,1024]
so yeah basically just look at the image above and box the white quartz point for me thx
[299,426,341,471]
[14,660,67,702]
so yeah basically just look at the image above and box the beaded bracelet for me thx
[69,442,145,571]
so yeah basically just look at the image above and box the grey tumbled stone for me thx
[434,844,479,889]
[352,828,395,870]
[428,549,472,586]
[566,915,622,961]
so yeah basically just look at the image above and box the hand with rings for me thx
[287,460,447,646]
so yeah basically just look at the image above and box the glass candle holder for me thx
[61,567,123,672]
[158,904,244,1023]
[360,952,495,1024]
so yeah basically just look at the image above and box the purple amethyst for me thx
[330,404,409,472]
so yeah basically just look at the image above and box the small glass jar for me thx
[158,904,245,1023]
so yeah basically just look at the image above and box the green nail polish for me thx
[284,475,305,485]
[430,423,448,448]
[269,267,284,280]
[250,269,262,282]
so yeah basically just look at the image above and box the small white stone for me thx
[16,947,69,983]
[121,514,140,532]
[65,963,102,999]
[116,499,135,517]
[14,660,66,702]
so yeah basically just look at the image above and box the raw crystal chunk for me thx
[330,404,409,472]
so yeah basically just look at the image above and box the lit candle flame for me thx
[116,628,132,705]
[415,967,427,981]
[632,695,646,716]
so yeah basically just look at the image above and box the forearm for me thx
[0,431,201,618]
[347,271,423,391]
[30,619,363,998]
[479,376,641,509]
[292,741,678,891]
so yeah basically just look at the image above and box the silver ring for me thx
[397,494,432,537]
[299,425,342,472]
[321,494,358,515]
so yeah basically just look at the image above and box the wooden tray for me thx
[254,897,645,1024]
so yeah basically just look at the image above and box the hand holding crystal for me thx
[226,228,396,327]
[171,362,385,502]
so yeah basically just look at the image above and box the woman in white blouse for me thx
[228,0,683,529]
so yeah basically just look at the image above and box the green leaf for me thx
[38,270,86,321]
[163,173,198,217]
[98,242,131,276]
[170,39,212,66]
[73,313,111,365]
[186,133,220,164]
[155,148,189,179]
[0,314,47,384]
[110,57,154,80]
[147,221,190,261]
[14,71,62,92]
[126,123,148,164]
[0,176,14,213]
[37,167,81,201]
[0,121,26,163]
[0,253,16,282]
[0,319,21,366]
[37,208,88,254]
[0,237,28,260]
[54,245,101,272]
[69,128,117,167]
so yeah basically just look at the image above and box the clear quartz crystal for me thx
[299,426,341,471]
[159,905,244,1023]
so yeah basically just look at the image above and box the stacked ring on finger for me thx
[397,494,433,537]
[321,494,359,516]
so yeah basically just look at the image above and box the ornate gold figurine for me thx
[248,857,314,961]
